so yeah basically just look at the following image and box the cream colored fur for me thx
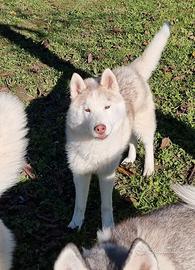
[172,184,195,209]
[66,23,170,229]
[0,93,28,269]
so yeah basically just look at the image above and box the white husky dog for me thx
[0,93,28,270]
[55,184,195,270]
[66,23,170,229]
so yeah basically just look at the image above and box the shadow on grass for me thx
[0,24,136,269]
[156,110,195,158]
[0,23,194,269]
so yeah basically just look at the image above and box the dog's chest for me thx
[67,124,130,175]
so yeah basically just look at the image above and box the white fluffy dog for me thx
[0,93,28,269]
[66,23,170,229]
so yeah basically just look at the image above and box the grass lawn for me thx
[0,0,194,269]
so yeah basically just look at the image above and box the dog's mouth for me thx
[95,134,108,140]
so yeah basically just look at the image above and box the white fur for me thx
[0,93,28,195]
[123,239,158,270]
[67,91,130,229]
[66,77,130,229]
[0,221,15,270]
[132,22,170,80]
[97,228,112,243]
[172,184,195,209]
[54,244,87,270]
[66,23,170,229]
[0,93,28,269]
[157,255,175,270]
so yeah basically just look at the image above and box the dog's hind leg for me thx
[142,135,154,177]
[134,108,156,176]
[98,172,115,229]
[122,133,137,164]
[68,174,91,230]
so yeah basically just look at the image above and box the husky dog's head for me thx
[67,69,127,140]
[54,237,158,270]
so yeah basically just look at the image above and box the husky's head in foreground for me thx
[67,68,127,140]
[54,184,195,270]
[54,238,159,270]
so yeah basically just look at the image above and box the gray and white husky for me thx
[66,23,170,229]
[0,93,28,270]
[55,184,195,270]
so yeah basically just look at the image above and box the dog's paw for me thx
[121,157,135,165]
[68,216,83,230]
[143,165,154,177]
[122,148,136,164]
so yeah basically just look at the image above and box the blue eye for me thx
[105,105,111,110]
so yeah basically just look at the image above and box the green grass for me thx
[0,0,194,269]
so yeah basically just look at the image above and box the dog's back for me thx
[55,185,195,270]
[111,204,195,269]
[0,93,28,270]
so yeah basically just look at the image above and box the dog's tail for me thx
[131,22,170,81]
[0,93,28,196]
[172,184,195,209]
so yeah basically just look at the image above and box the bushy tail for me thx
[0,93,28,196]
[172,184,195,209]
[131,22,170,81]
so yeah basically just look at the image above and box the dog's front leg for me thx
[98,171,115,229]
[68,173,91,230]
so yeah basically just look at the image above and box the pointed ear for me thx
[70,73,86,99]
[100,68,119,91]
[123,239,158,270]
[54,244,88,270]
